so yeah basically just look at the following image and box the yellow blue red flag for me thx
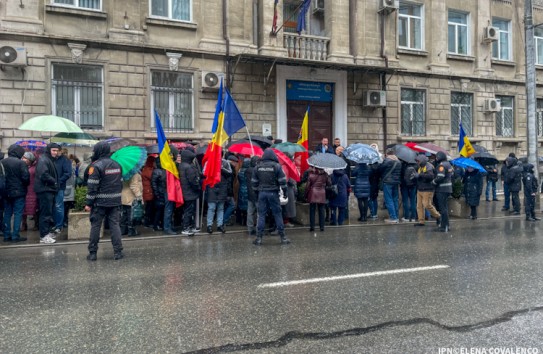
[155,110,183,205]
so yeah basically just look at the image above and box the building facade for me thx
[2,0,543,160]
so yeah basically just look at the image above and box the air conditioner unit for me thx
[483,26,499,43]
[380,0,399,13]
[201,71,224,91]
[0,46,27,66]
[484,98,501,112]
[363,90,387,107]
[313,0,324,13]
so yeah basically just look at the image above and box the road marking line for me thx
[257,265,450,288]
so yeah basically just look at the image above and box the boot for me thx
[217,225,226,234]
[280,233,291,244]
[253,236,262,246]
[128,227,139,237]
[87,253,97,261]
[207,225,213,234]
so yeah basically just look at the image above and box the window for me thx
[150,0,191,22]
[537,99,543,137]
[282,0,325,36]
[151,71,193,132]
[535,28,543,65]
[495,96,514,137]
[448,11,469,55]
[398,2,424,50]
[401,89,425,136]
[52,64,103,129]
[450,92,473,135]
[492,18,511,61]
[52,0,100,10]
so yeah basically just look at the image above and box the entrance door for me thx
[287,101,333,151]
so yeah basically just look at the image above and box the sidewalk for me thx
[0,196,528,249]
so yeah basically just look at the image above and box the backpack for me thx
[0,161,6,197]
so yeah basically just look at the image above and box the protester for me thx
[463,166,483,220]
[52,148,73,234]
[206,159,230,234]
[1,144,29,243]
[222,155,238,226]
[63,163,76,229]
[522,163,539,221]
[141,155,156,228]
[151,158,166,232]
[400,161,418,222]
[85,141,124,261]
[34,143,60,244]
[329,168,351,226]
[368,163,380,219]
[245,156,260,235]
[352,163,371,222]
[121,172,143,236]
[379,149,402,223]
[413,154,440,227]
[485,164,499,202]
[433,151,453,232]
[179,149,201,236]
[237,157,250,226]
[305,166,330,232]
[22,152,37,232]
[504,155,522,215]
[251,149,289,245]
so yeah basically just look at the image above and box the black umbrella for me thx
[388,144,417,164]
[196,144,208,156]
[472,151,499,166]
[243,135,273,148]
[471,144,488,153]
[146,144,159,154]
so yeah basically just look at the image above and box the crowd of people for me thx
[0,138,540,259]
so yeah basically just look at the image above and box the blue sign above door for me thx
[286,80,334,102]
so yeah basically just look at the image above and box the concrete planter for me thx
[67,211,104,240]
[448,197,470,219]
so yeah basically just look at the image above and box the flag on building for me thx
[296,0,312,34]
[202,80,246,189]
[295,106,310,174]
[272,0,279,34]
[155,110,184,206]
[458,121,475,157]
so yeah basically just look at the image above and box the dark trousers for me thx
[525,194,536,218]
[153,201,164,229]
[357,197,369,221]
[88,206,122,254]
[120,205,134,233]
[3,196,25,240]
[309,203,325,230]
[256,191,285,237]
[330,206,346,225]
[182,199,196,230]
[37,192,55,238]
[435,192,450,229]
[503,183,511,209]
[511,191,521,212]
[144,201,155,226]
[470,205,477,218]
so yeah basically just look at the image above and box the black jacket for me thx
[34,145,59,194]
[523,164,538,197]
[246,156,260,203]
[206,159,231,203]
[85,142,122,207]
[252,149,287,192]
[179,150,201,201]
[505,157,523,192]
[463,169,483,206]
[379,156,402,185]
[151,161,167,206]
[1,144,29,199]
[415,155,435,192]
[54,155,73,191]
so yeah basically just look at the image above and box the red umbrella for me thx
[405,142,451,159]
[228,143,263,156]
[271,148,300,182]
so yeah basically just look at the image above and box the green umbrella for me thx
[271,142,307,155]
[51,132,99,146]
[18,115,84,133]
[111,146,147,181]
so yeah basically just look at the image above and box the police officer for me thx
[432,151,453,232]
[251,149,289,245]
[85,141,124,261]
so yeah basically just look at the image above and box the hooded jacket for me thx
[415,155,436,192]
[505,156,523,192]
[352,163,371,199]
[433,151,453,193]
[463,168,483,206]
[1,144,30,198]
[329,169,351,208]
[252,149,287,192]
[522,163,538,197]
[34,143,59,194]
[179,149,201,201]
[85,142,123,207]
[151,158,166,206]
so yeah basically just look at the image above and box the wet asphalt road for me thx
[1,217,543,353]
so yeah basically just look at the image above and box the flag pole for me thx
[244,125,255,157]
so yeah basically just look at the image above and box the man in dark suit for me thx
[314,137,334,154]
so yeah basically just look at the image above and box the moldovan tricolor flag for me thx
[155,110,184,206]
[295,106,310,174]
[458,121,476,157]
[202,79,246,189]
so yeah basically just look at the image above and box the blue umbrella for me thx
[451,157,487,173]
[343,143,380,164]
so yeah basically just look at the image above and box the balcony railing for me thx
[283,33,330,61]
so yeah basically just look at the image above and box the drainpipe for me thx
[349,0,358,60]
[223,0,230,89]
[379,11,389,150]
